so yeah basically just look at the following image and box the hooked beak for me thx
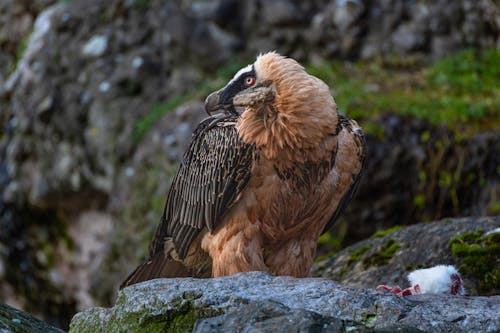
[204,90,237,116]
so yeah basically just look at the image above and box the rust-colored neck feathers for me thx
[236,52,338,164]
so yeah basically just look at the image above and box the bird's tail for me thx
[120,252,191,289]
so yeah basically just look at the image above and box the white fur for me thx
[407,265,461,294]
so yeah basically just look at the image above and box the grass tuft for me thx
[307,48,500,136]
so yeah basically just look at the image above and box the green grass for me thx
[134,49,499,141]
[307,48,500,136]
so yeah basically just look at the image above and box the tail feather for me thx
[120,252,191,289]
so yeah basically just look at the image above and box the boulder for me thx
[0,302,63,333]
[69,271,500,333]
[313,216,500,296]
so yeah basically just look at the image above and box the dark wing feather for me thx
[119,252,190,289]
[322,116,366,233]
[150,115,255,259]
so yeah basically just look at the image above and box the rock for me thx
[193,300,377,333]
[81,35,108,58]
[312,216,500,296]
[1,0,236,210]
[335,115,500,245]
[0,302,64,333]
[332,0,365,31]
[89,102,207,306]
[259,0,306,27]
[69,272,500,333]
[391,23,426,52]
[0,0,57,82]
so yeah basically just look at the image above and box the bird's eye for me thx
[244,76,256,87]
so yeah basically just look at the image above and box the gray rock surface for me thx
[0,302,64,333]
[69,272,500,333]
[0,0,57,83]
[312,216,500,296]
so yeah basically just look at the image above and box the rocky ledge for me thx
[69,272,500,333]
[0,302,63,333]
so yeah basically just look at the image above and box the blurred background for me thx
[0,0,498,329]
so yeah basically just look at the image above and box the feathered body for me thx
[122,52,365,287]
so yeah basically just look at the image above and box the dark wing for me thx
[150,114,255,259]
[322,115,366,233]
[121,115,255,288]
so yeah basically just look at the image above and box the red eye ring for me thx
[244,76,256,86]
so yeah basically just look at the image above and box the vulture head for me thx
[205,52,339,160]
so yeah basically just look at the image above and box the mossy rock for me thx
[70,291,221,333]
[311,216,500,295]
[362,239,401,268]
[449,229,500,295]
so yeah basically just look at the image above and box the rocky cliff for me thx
[0,0,499,329]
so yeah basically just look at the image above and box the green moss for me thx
[313,251,337,264]
[317,231,343,251]
[165,309,197,333]
[449,230,500,294]
[346,245,370,266]
[106,310,166,333]
[370,225,401,238]
[363,239,400,268]
[163,295,221,333]
[360,313,377,327]
[306,48,500,136]
[413,194,426,209]
[99,295,216,333]
[490,202,500,215]
[69,309,110,333]
[10,32,31,73]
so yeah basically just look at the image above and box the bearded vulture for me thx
[121,52,365,288]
